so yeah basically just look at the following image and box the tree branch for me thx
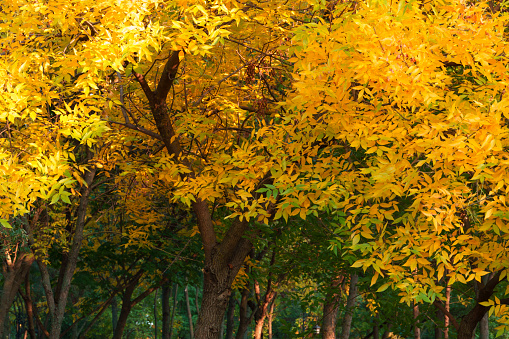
[433,300,459,330]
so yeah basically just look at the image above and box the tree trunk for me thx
[185,284,195,338]
[112,277,138,339]
[20,273,37,339]
[48,162,97,339]
[435,308,443,339]
[154,289,159,339]
[195,234,252,339]
[162,282,171,339]
[479,313,488,339]
[444,284,451,339]
[339,274,358,339]
[0,252,34,338]
[135,51,255,339]
[321,275,344,339]
[235,288,253,339]
[413,302,420,339]
[225,294,235,339]
[456,272,502,339]
[267,297,276,339]
[373,314,379,339]
[169,284,179,339]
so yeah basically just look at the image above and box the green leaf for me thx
[0,219,12,229]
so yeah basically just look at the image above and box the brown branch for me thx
[107,120,162,140]
[156,51,181,99]
[131,276,169,307]
[433,300,459,330]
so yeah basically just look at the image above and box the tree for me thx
[286,0,509,337]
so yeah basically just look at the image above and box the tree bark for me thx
[225,294,235,339]
[479,313,488,339]
[113,273,169,339]
[185,284,195,338]
[0,252,34,338]
[169,284,179,339]
[413,302,420,339]
[373,314,379,339]
[112,274,139,339]
[267,297,276,339]
[154,288,159,339]
[444,284,451,339]
[235,287,254,339]
[456,272,502,339]
[321,275,344,339]
[162,282,171,339]
[339,274,358,339]
[20,273,37,339]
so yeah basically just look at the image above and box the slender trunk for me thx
[479,275,489,339]
[413,302,420,339]
[225,294,235,339]
[267,298,276,339]
[382,324,391,339]
[479,313,488,339]
[154,289,159,339]
[112,277,138,339]
[339,274,358,339]
[162,282,171,339]
[49,163,97,339]
[435,308,443,339]
[444,284,451,339]
[185,284,195,338]
[321,276,344,339]
[20,274,36,339]
[195,286,200,318]
[169,284,179,339]
[235,288,253,339]
[112,274,168,339]
[373,314,379,339]
[253,289,277,339]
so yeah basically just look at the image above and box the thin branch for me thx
[106,120,162,140]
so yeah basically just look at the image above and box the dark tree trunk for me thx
[321,275,344,339]
[373,314,379,339]
[235,288,254,339]
[112,276,138,339]
[267,298,276,339]
[435,307,443,339]
[48,163,97,339]
[0,252,35,338]
[20,273,37,339]
[185,284,195,338]
[169,284,179,339]
[225,294,235,339]
[339,274,358,339]
[479,313,488,339]
[162,282,171,339]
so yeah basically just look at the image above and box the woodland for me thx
[2,0,509,338]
